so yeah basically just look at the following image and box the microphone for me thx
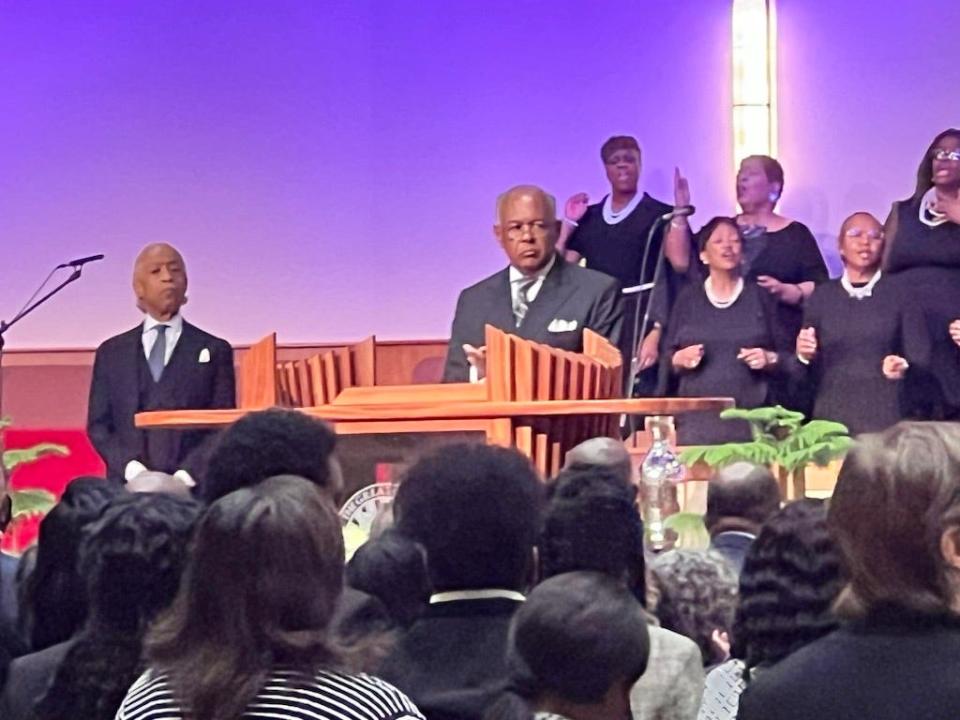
[661,205,696,222]
[57,254,105,269]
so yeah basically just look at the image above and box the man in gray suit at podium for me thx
[442,184,623,382]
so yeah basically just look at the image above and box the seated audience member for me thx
[650,550,738,668]
[540,470,705,720]
[0,463,26,668]
[794,212,929,433]
[698,499,844,720]
[347,529,431,629]
[484,572,650,720]
[563,436,635,487]
[704,462,781,575]
[200,407,342,503]
[557,136,693,394]
[116,476,423,720]
[378,444,544,720]
[738,422,960,719]
[87,243,235,484]
[19,478,121,652]
[664,218,791,444]
[4,493,202,720]
[443,185,623,382]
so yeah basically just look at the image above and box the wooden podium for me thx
[136,326,733,479]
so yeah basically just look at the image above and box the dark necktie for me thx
[514,278,537,327]
[148,325,168,382]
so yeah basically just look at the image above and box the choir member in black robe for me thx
[794,213,930,435]
[665,217,790,445]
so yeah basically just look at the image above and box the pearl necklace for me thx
[704,277,744,308]
[602,192,644,225]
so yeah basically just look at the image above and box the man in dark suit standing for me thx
[87,243,235,484]
[442,184,623,382]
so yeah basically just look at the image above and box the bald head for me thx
[705,462,781,535]
[565,437,634,487]
[133,243,188,321]
[494,185,560,276]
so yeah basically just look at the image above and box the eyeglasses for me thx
[843,228,884,240]
[932,149,960,162]
[505,221,549,239]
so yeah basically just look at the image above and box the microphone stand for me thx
[0,266,85,420]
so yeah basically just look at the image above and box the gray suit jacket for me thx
[442,256,623,382]
[631,623,705,720]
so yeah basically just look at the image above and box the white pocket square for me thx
[198,348,211,363]
[548,319,578,333]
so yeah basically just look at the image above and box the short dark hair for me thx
[705,462,781,535]
[394,444,543,592]
[148,476,349,720]
[696,216,741,253]
[486,571,649,720]
[540,467,645,604]
[732,499,844,670]
[913,128,960,202]
[744,154,785,200]
[650,550,739,665]
[202,408,338,503]
[21,477,122,650]
[600,136,641,163]
[346,529,431,628]
[829,422,960,619]
[34,493,202,720]
[549,462,636,503]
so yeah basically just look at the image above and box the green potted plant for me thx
[678,406,851,498]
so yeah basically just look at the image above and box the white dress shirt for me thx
[141,313,184,366]
[508,252,556,308]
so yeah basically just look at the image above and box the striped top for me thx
[116,667,425,720]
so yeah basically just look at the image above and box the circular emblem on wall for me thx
[340,483,397,559]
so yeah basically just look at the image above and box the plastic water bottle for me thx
[641,416,684,550]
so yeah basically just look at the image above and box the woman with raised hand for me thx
[794,212,929,434]
[883,129,960,419]
[116,476,423,720]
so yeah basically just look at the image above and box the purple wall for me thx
[1,1,957,349]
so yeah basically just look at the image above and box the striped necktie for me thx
[148,325,168,382]
[513,278,537,327]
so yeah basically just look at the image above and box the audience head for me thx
[914,128,960,200]
[705,461,781,537]
[133,243,188,321]
[394,443,543,593]
[346,528,431,628]
[600,135,641,195]
[540,466,646,605]
[148,476,348,720]
[495,185,560,276]
[830,421,960,619]
[696,217,743,275]
[737,155,785,212]
[22,477,122,650]
[202,408,341,504]
[732,499,844,671]
[487,571,649,720]
[650,549,739,666]
[838,212,884,275]
[34,492,202,720]
[563,437,634,488]
[0,460,10,533]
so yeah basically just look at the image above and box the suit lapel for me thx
[519,258,577,339]
[484,269,517,332]
[159,322,198,399]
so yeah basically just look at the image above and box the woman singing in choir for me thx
[665,217,790,445]
[794,213,929,435]
[884,128,960,419]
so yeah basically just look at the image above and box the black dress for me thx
[665,282,790,445]
[567,194,685,395]
[885,199,960,418]
[797,277,930,435]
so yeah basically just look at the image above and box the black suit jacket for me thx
[377,597,521,720]
[710,531,755,576]
[442,257,623,382]
[0,640,73,720]
[87,320,235,482]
